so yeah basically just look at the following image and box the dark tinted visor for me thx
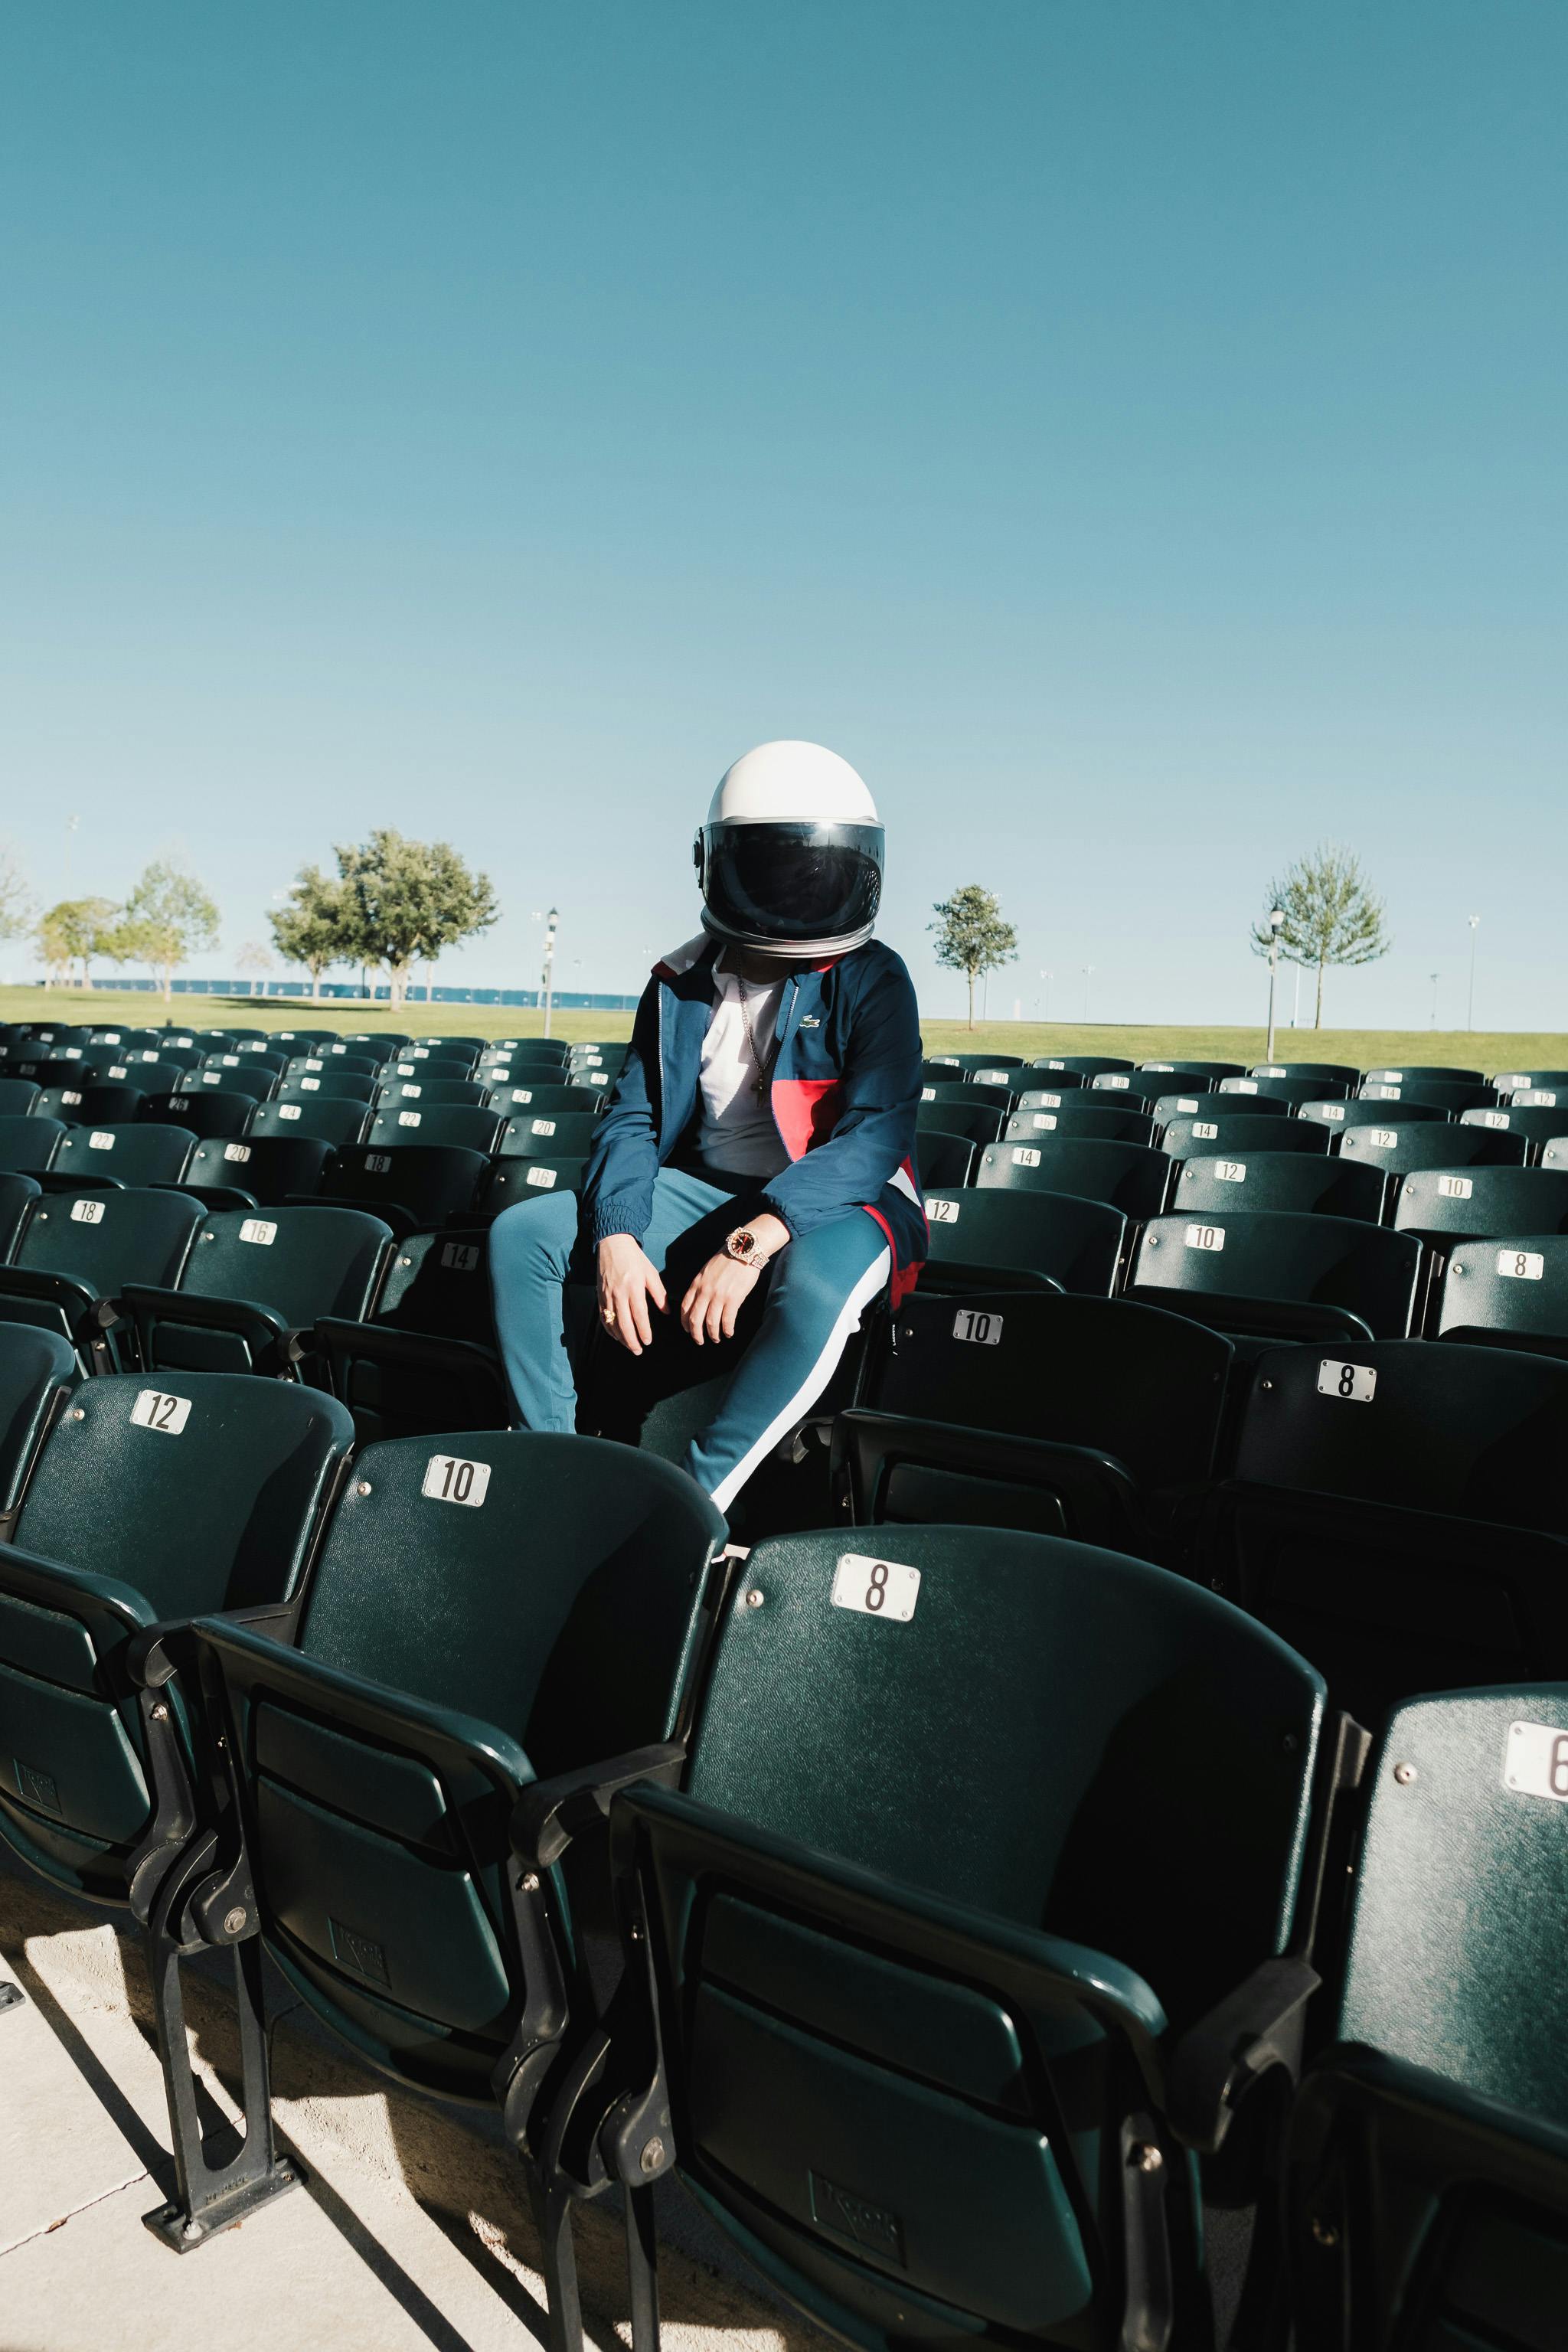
[699,822,884,945]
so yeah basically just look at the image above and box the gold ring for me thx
[603,1308,616,1325]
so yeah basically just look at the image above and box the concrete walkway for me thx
[0,1866,819,2352]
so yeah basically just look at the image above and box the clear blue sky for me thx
[2,2,1563,1027]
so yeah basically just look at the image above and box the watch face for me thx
[732,1229,756,1254]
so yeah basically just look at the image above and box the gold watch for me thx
[724,1227,769,1269]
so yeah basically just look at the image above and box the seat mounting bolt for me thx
[224,1906,247,1936]
[1393,1762,1416,1785]
[1130,2143,1162,2174]
[518,1872,539,1892]
[1311,2215,1339,2246]
[72,1407,85,1420]
[640,2136,666,2174]
[357,1481,371,1495]
[150,1702,169,1722]
[745,1588,765,1608]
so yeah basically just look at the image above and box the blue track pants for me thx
[488,1165,890,1512]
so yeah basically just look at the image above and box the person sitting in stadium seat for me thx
[488,740,925,1510]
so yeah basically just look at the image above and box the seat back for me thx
[141,1086,255,1141]
[1157,1086,1289,1124]
[1494,1069,1568,1093]
[39,1083,148,1126]
[1174,1153,1385,1221]
[0,1325,77,1527]
[366,1104,505,1155]
[1004,1105,1156,1147]
[181,1062,277,1103]
[1217,1076,1348,1107]
[364,1227,494,1341]
[374,1077,489,1109]
[913,1130,974,1188]
[482,1082,603,1116]
[0,1116,66,1174]
[919,1080,1014,1113]
[474,1158,589,1214]
[1364,1065,1484,1087]
[1130,1211,1420,1339]
[13,1186,204,1308]
[1361,1080,1493,1116]
[177,1205,392,1327]
[1302,1098,1452,1132]
[923,1187,1125,1294]
[1393,1167,1568,1251]
[916,1099,1004,1146]
[316,1144,491,1232]
[1464,1105,1568,1154]
[494,1109,600,1160]
[1031,1055,1133,1077]
[1436,1234,1568,1356]
[1250,1061,1361,1083]
[1161,1112,1332,1162]
[977,1138,1171,1217]
[0,1080,41,1118]
[283,1070,377,1105]
[0,1172,41,1260]
[186,1133,332,1204]
[246,1097,368,1148]
[1338,1120,1528,1181]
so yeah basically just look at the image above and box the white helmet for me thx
[694,740,884,957]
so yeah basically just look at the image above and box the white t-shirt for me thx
[694,959,789,1178]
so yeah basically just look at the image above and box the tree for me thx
[929,884,1018,1030]
[34,897,119,988]
[333,829,498,1011]
[0,844,33,950]
[236,941,274,998]
[1253,843,1390,1028]
[267,866,351,1002]
[110,861,220,1003]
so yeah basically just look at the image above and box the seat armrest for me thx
[512,1744,688,1871]
[121,1283,304,1373]
[127,1602,296,1692]
[1165,1955,1320,2154]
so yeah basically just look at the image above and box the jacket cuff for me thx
[758,1190,801,1239]
[586,1194,652,1247]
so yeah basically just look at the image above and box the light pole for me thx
[1265,906,1285,1061]
[1430,972,1441,1028]
[537,906,559,1037]
[1082,965,1095,1021]
[1038,969,1053,1021]
[1467,916,1481,1031]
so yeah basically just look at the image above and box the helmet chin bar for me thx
[697,907,875,959]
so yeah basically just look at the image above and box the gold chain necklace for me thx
[735,977,780,1099]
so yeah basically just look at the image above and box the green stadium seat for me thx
[835,1293,1231,1552]
[0,1173,42,1263]
[1250,1062,1361,1084]
[1462,1103,1568,1155]
[977,1137,1172,1218]
[1137,1060,1245,1080]
[916,1099,1005,1146]
[921,1186,1125,1295]
[0,1325,77,1537]
[1004,1104,1157,1146]
[143,1432,726,2249]
[1508,1086,1568,1110]
[1128,1210,1420,1344]
[282,1070,377,1105]
[1364,1064,1484,1086]
[343,1031,413,1050]
[1089,1071,1171,1108]
[472,1159,590,1217]
[0,1187,204,1368]
[919,1080,1014,1112]
[373,1077,490,1109]
[0,1116,67,1176]
[51,1122,196,1191]
[318,1228,508,1441]
[413,1034,490,1054]
[1031,1054,1134,1076]
[964,1060,1026,1088]
[1361,1079,1494,1116]
[314,1142,490,1236]
[1013,1079,1089,1107]
[181,1062,278,1104]
[185,1136,332,1209]
[1204,1341,1568,1720]
[1436,1233,1568,1358]
[0,1080,41,1118]
[1393,1165,1568,1261]
[1218,1076,1348,1109]
[201,1048,288,1081]
[384,1049,479,1080]
[126,1205,393,1381]
[270,1030,343,1049]
[1302,1097,1452,1132]
[913,1130,975,1188]
[318,1040,384,1063]
[561,1525,1335,2352]
[1337,1119,1528,1182]
[487,1042,572,1070]
[1285,1690,1568,2347]
[1161,1112,1333,1162]
[246,1097,368,1148]
[1545,1136,1568,1171]
[942,1051,1025,1070]
[920,1055,964,1083]
[283,1052,379,1083]
[1494,1067,1568,1093]
[86,1027,166,1053]
[365,1103,505,1155]
[34,1083,147,1125]
[0,1373,354,1913]
[1174,1153,1387,1222]
[483,1083,605,1117]
[495,1110,602,1162]
[1155,1086,1285,1125]
[140,1087,255,1142]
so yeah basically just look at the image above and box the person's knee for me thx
[768,1226,886,1325]
[489,1192,578,1278]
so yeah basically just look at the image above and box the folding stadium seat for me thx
[246,1097,368,1149]
[0,1373,354,1930]
[47,1122,195,1194]
[1364,1064,1485,1087]
[1435,1234,1568,1358]
[0,1325,78,1537]
[977,1136,1172,1218]
[318,1039,384,1063]
[87,1026,166,1053]
[1031,1054,1134,1076]
[1338,1118,1528,1183]
[1136,1059,1246,1080]
[33,1083,147,1125]
[201,1048,288,1080]
[181,1062,279,1105]
[125,1205,393,1382]
[1462,1103,1568,1155]
[495,1109,600,1161]
[1014,1076,1089,1105]
[318,1228,509,1440]
[373,1076,490,1109]
[964,1060,1026,1088]
[542,1524,1342,2352]
[184,1133,333,1207]
[1003,1104,1156,1146]
[1494,1066,1568,1094]
[1504,1085,1568,1111]
[0,1173,42,1263]
[1090,1071,1171,1107]
[913,1130,975,1188]
[284,1051,379,1082]
[365,1102,505,1155]
[836,1292,1232,1553]
[92,1054,188,1095]
[1302,1097,1452,1132]
[1361,1078,1494,1116]
[482,1060,596,1094]
[385,1047,479,1077]
[472,1159,590,1217]
[490,1038,570,1063]
[0,1116,66,1176]
[920,1056,964,1083]
[916,1098,1005,1147]
[342,1031,412,1051]
[920,1079,1014,1114]
[1173,1152,1387,1222]
[136,1432,726,2250]
[314,1142,490,1235]
[944,1050,1025,1070]
[1546,1136,1568,1171]
[416,1034,489,1055]
[283,1069,377,1104]
[1201,1340,1568,1720]
[1286,1688,1568,2348]
[0,1187,204,1369]
[1128,1210,1420,1344]
[1218,1076,1347,1109]
[482,1083,605,1117]
[1392,1165,1568,1263]
[562,1064,615,1096]
[921,1187,1126,1295]
[1158,1087,1289,1125]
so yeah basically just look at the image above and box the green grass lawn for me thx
[1,985,1561,1073]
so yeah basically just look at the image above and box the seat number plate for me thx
[224,1142,253,1161]
[531,1118,557,1135]
[1498,1250,1544,1280]
[1100,1074,1130,1089]
[1476,1112,1509,1129]
[920,1086,935,1100]
[952,1307,1001,1344]
[1171,1097,1200,1113]
[300,1076,321,1090]
[928,1197,960,1222]
[976,1070,1007,1084]
[1364,1129,1398,1149]
[366,1152,393,1172]
[509,1088,533,1103]
[1184,1223,1225,1250]
[278,1103,302,1120]
[1193,1121,1219,1139]
[422,1453,491,1508]
[831,1552,920,1622]
[1436,1174,1474,1199]
[1318,1359,1377,1402]
[525,1165,557,1186]
[397,1110,422,1127]
[1230,1079,1259,1093]
[1504,1720,1568,1805]
[1319,1105,1345,1120]
[440,1241,481,1270]
[1214,1161,1246,1183]
[1029,1112,1057,1130]
[131,1390,191,1436]
[239,1219,277,1245]
[88,1131,115,1150]
[1011,1147,1041,1166]
[70,1198,105,1224]
[397,1083,421,1097]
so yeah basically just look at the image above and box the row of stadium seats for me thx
[0,1335,1555,2347]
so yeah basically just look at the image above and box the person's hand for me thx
[596,1234,668,1354]
[680,1253,761,1345]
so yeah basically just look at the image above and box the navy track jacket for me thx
[580,933,928,1298]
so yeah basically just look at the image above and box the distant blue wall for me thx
[44,978,642,1010]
